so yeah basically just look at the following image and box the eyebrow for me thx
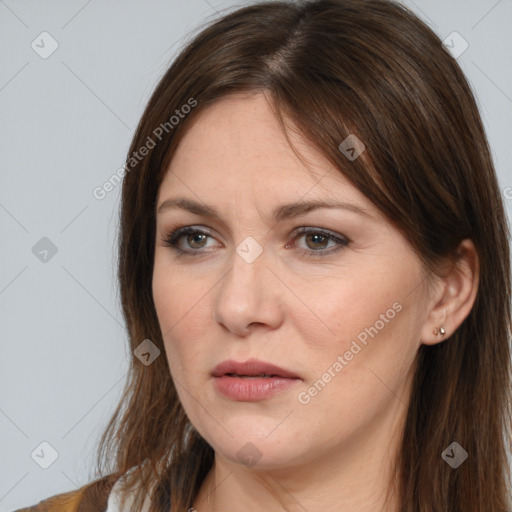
[156,197,373,222]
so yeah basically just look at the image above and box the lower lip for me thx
[213,375,300,401]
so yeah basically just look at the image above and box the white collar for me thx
[105,471,153,512]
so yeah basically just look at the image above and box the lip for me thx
[212,359,300,379]
[212,358,302,402]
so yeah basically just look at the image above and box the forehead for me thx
[158,93,373,210]
[170,93,320,174]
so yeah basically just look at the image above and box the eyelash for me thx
[160,226,350,259]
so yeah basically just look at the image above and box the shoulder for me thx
[13,472,122,512]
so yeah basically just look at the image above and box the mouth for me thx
[211,359,301,402]
[224,373,285,378]
[211,358,300,379]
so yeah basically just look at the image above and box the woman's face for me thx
[153,93,434,471]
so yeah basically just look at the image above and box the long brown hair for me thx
[95,1,512,510]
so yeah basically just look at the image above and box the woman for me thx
[16,0,512,511]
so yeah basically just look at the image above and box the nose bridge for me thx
[220,240,268,308]
[214,239,282,334]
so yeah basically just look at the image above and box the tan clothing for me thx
[13,473,122,512]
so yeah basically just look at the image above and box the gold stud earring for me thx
[433,326,446,336]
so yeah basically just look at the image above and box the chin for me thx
[200,426,309,471]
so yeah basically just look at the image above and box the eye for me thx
[161,226,219,256]
[289,227,350,258]
[161,225,350,259]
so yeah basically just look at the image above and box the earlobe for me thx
[420,239,479,346]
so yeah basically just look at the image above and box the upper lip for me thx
[212,358,300,379]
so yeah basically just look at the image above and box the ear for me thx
[420,239,479,346]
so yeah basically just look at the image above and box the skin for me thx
[152,92,479,512]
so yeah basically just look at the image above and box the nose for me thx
[213,244,284,336]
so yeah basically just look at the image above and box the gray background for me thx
[1,1,511,510]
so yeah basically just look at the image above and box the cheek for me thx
[291,266,422,394]
[292,298,419,453]
[153,258,205,330]
[289,270,401,350]
[152,260,213,368]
